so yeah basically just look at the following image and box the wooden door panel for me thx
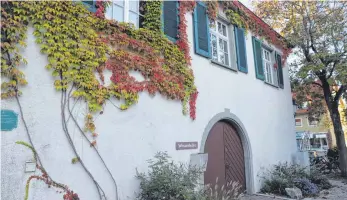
[204,121,246,192]
[204,122,226,187]
[223,122,246,190]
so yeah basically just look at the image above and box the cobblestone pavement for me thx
[240,179,347,200]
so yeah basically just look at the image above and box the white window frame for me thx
[262,48,273,84]
[210,20,231,67]
[106,0,143,28]
[295,118,302,127]
[308,119,318,126]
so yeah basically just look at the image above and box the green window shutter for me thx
[252,37,264,80]
[276,52,284,88]
[234,27,248,73]
[193,1,211,58]
[82,0,96,12]
[163,1,179,42]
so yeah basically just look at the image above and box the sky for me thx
[239,0,254,11]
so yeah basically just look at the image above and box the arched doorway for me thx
[200,109,254,194]
[204,121,246,190]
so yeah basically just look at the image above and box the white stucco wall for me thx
[1,11,297,200]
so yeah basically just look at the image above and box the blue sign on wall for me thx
[1,110,18,131]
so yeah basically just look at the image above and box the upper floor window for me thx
[105,0,145,28]
[295,118,302,126]
[163,1,179,42]
[308,119,318,126]
[262,48,273,84]
[252,37,284,88]
[82,0,97,12]
[210,20,230,66]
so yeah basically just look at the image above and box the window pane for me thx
[222,24,227,36]
[224,53,229,66]
[223,40,228,65]
[295,119,302,126]
[113,5,124,22]
[223,40,228,54]
[219,38,224,52]
[211,34,218,61]
[267,64,272,83]
[129,12,139,28]
[82,1,93,6]
[323,139,327,145]
[129,0,139,12]
[114,0,124,6]
[218,22,223,35]
[210,21,216,31]
[105,5,113,20]
[219,53,225,64]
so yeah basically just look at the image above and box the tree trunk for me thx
[320,77,347,177]
[329,104,347,177]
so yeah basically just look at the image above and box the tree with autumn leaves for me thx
[253,1,347,176]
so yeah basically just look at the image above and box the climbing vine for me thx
[221,1,292,63]
[1,1,292,200]
[16,141,79,200]
[206,0,218,22]
[177,0,195,65]
[142,1,162,32]
[1,1,28,98]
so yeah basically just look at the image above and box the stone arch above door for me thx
[200,109,254,194]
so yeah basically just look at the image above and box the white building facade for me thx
[1,1,297,200]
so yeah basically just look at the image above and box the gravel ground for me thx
[240,179,347,200]
[305,179,347,200]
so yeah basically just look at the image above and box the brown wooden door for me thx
[204,121,246,191]
[223,122,246,190]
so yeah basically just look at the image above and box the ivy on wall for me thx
[142,1,162,32]
[1,1,198,199]
[222,1,292,63]
[1,1,291,200]
[16,141,79,200]
[1,2,28,98]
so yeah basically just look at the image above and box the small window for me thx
[82,0,96,12]
[262,48,273,84]
[105,0,144,28]
[295,118,302,126]
[322,138,327,145]
[210,20,230,66]
[82,0,94,6]
[163,1,179,41]
[308,119,318,126]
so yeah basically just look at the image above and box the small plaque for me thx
[176,142,198,150]
[1,110,18,131]
[25,161,36,173]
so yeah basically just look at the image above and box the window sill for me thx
[264,81,279,89]
[211,60,237,72]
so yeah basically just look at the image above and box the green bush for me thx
[260,162,331,197]
[260,177,291,195]
[136,152,241,200]
[308,168,332,190]
[260,162,309,195]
